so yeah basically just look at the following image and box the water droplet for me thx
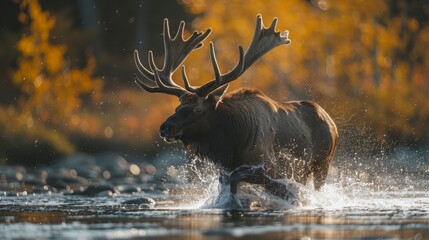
[129,164,141,176]
[103,170,111,179]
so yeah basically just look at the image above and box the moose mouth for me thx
[160,130,183,143]
[163,135,181,143]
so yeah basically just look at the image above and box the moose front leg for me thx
[213,171,242,209]
[229,165,296,201]
[218,171,231,193]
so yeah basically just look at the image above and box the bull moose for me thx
[134,15,338,207]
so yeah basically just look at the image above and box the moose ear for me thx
[208,84,229,104]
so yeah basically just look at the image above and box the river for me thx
[1,149,428,239]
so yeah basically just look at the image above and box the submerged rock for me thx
[54,152,100,180]
[116,185,143,194]
[0,166,26,183]
[73,184,120,197]
[95,152,131,179]
[46,170,89,189]
[122,197,156,208]
[22,173,45,186]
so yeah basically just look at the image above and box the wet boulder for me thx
[22,172,46,186]
[116,185,144,194]
[73,184,120,197]
[53,152,100,180]
[95,152,131,179]
[122,197,156,208]
[46,168,89,190]
[0,165,27,183]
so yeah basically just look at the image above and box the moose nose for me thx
[160,122,175,137]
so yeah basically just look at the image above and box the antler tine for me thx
[134,50,155,83]
[158,19,182,88]
[148,51,161,75]
[164,18,172,40]
[135,74,185,97]
[193,44,244,98]
[209,42,222,85]
[134,74,155,92]
[194,15,290,98]
[181,65,197,92]
[173,20,185,41]
[269,17,278,30]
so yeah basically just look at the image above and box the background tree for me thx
[0,0,103,164]
[14,0,103,125]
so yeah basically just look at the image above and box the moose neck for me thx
[179,107,228,166]
[180,94,270,170]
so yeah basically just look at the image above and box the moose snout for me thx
[159,122,177,137]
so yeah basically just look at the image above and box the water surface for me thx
[1,151,428,239]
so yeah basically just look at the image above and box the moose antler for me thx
[191,15,291,97]
[134,15,290,98]
[134,19,211,97]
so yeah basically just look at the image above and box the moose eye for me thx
[194,107,202,114]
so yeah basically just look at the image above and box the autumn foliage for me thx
[14,0,103,125]
[0,0,103,162]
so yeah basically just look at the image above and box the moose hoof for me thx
[224,193,243,209]
[211,193,243,209]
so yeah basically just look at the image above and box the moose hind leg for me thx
[292,158,313,186]
[229,165,270,194]
[229,165,295,200]
[312,161,330,190]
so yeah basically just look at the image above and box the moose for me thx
[134,15,338,206]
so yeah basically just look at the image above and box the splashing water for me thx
[164,147,429,212]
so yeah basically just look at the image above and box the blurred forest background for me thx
[0,0,428,166]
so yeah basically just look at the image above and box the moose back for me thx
[134,15,338,204]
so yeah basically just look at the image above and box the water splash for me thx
[164,148,429,211]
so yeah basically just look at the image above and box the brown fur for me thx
[163,88,338,189]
